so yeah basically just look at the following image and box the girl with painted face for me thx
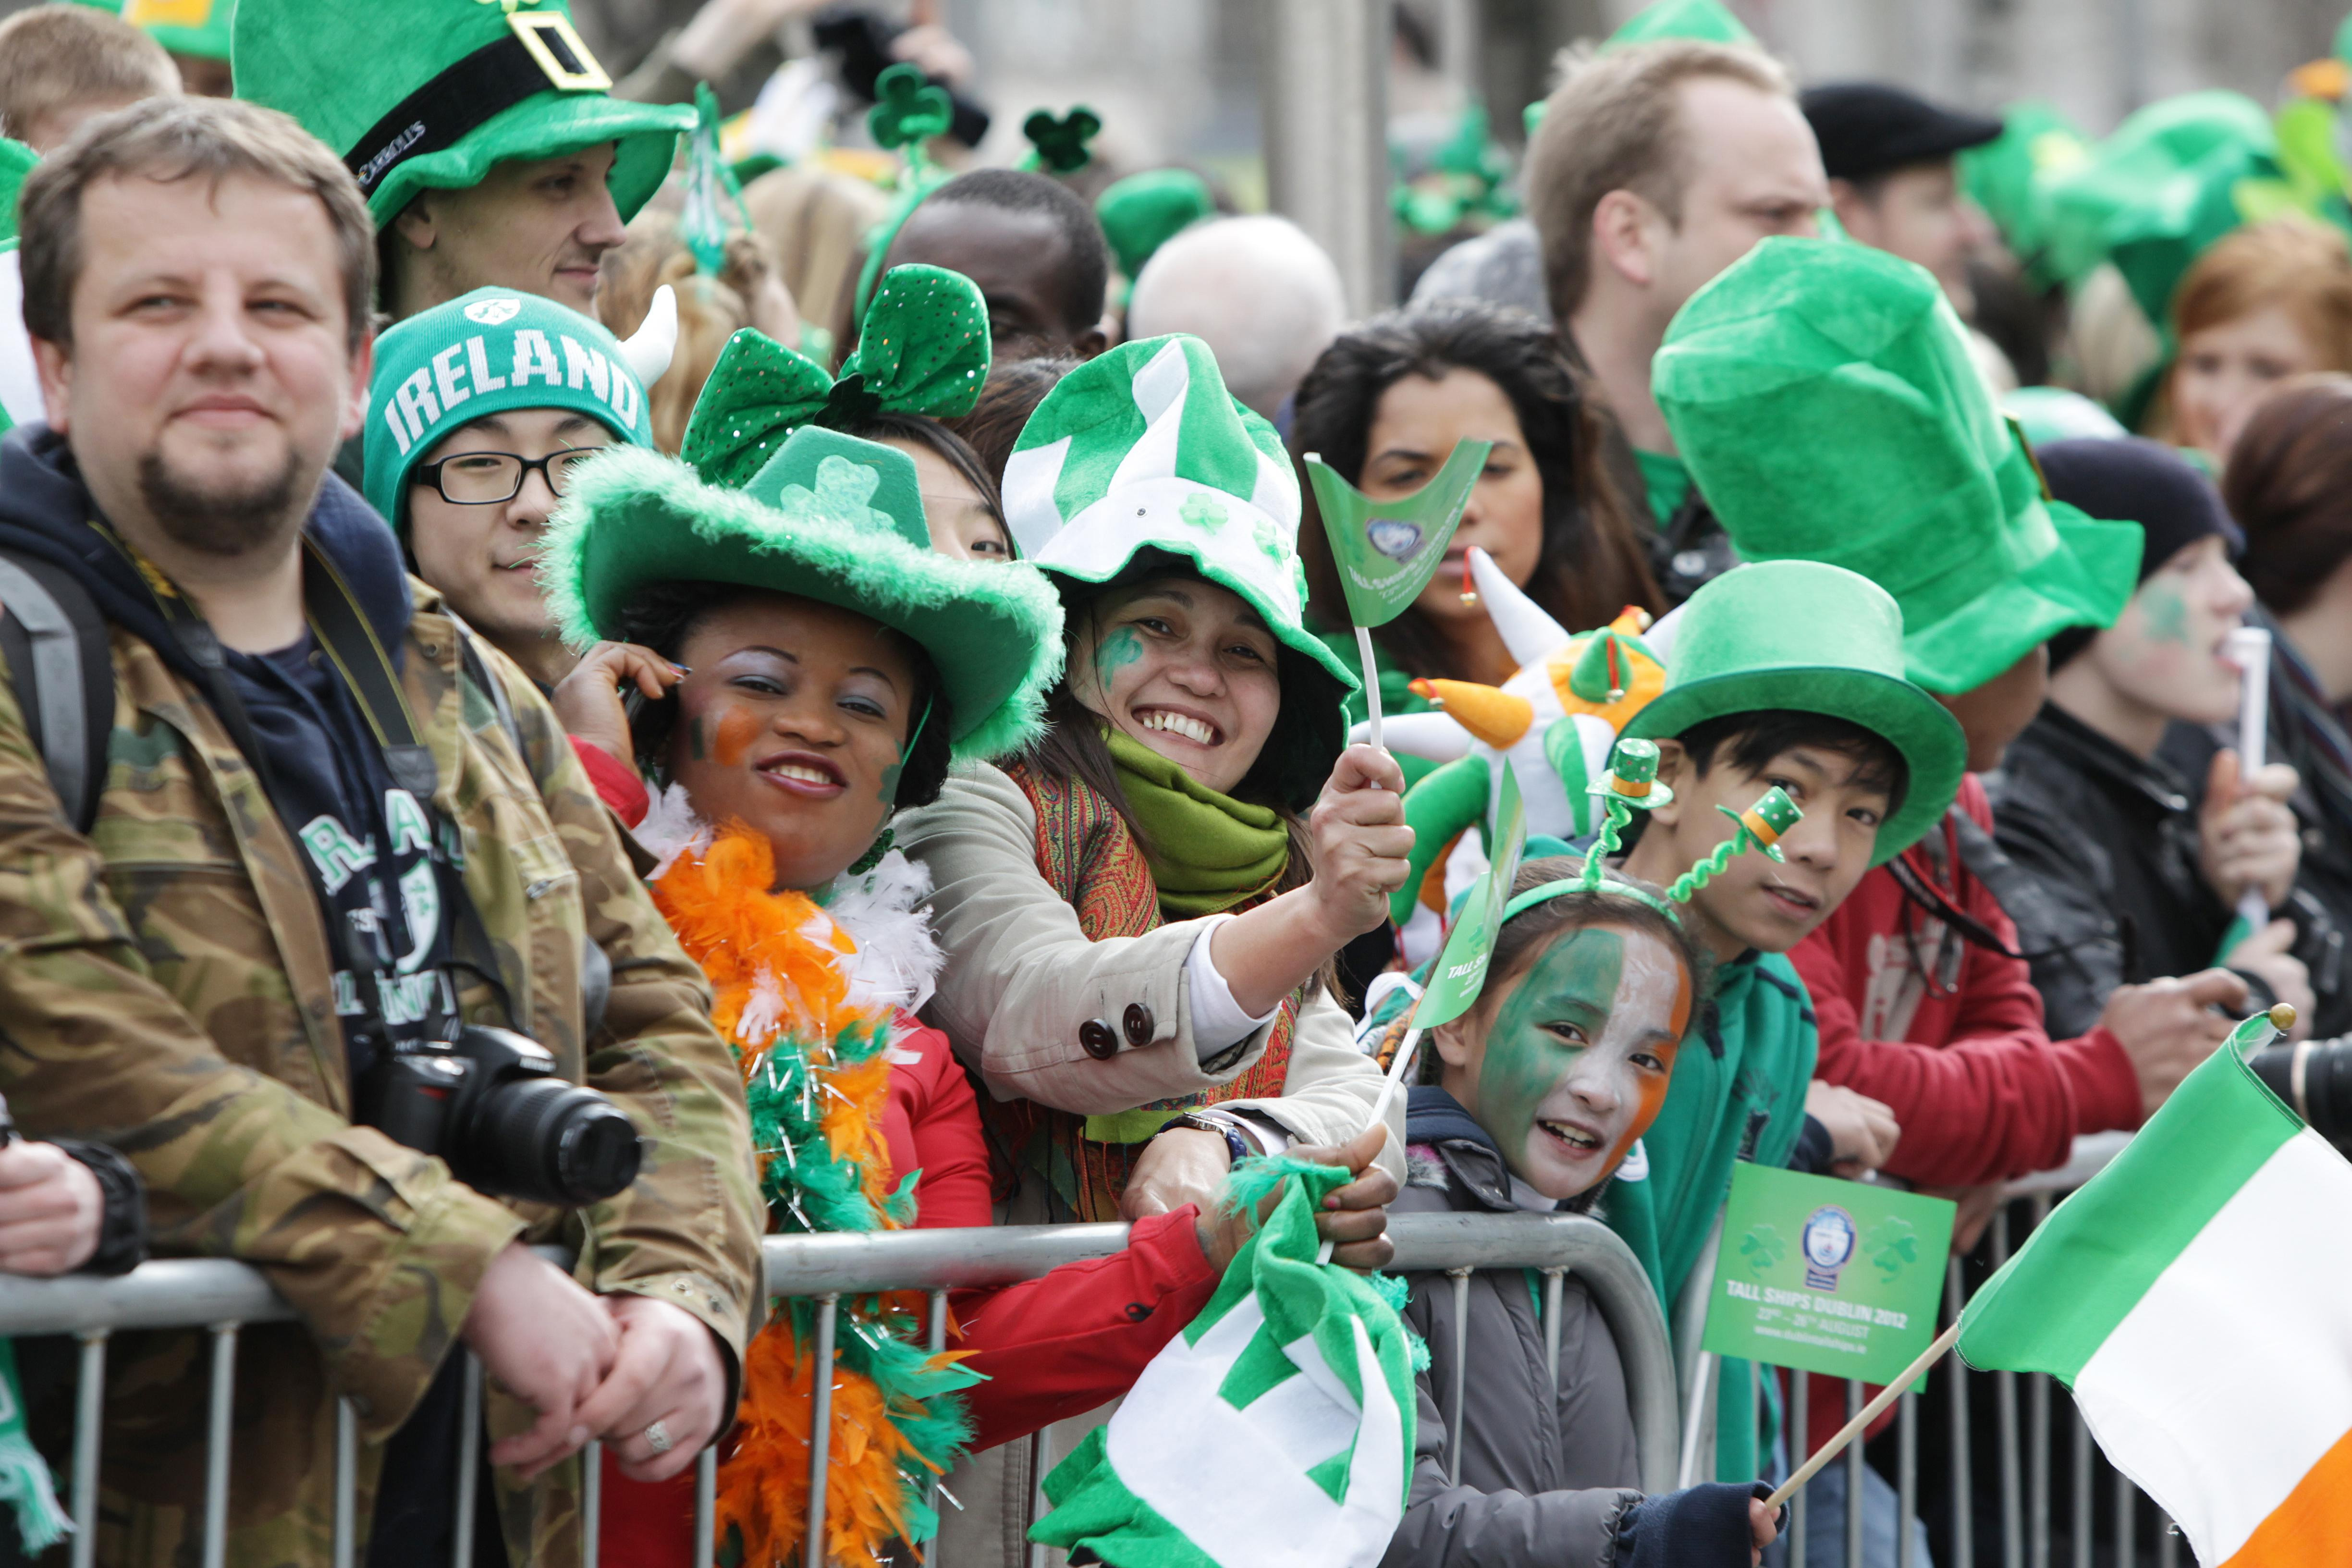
[1385,856,1781,1568]
[1989,437,2315,1043]
[545,427,1387,1568]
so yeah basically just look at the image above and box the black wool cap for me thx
[1801,82,2003,183]
[2036,436,2244,669]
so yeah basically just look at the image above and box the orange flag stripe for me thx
[2222,1423,2352,1568]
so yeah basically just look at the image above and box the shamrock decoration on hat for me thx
[1023,107,1102,175]
[235,0,691,231]
[1654,237,2143,703]
[1003,334,1360,809]
[681,264,989,491]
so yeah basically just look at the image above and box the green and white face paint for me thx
[1448,922,1693,1201]
[2083,534,2255,730]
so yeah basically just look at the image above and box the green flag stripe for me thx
[1956,1045,2299,1381]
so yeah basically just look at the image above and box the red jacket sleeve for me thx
[570,735,649,828]
[1794,793,2143,1188]
[883,1027,1221,1450]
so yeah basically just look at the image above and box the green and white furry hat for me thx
[1002,334,1359,805]
[547,426,1064,763]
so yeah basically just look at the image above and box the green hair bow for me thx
[680,263,991,490]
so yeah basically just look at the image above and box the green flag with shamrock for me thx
[1415,757,1527,1029]
[1029,1161,1418,1568]
[1304,440,1490,628]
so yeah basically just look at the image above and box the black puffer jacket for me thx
[1381,1088,1762,1568]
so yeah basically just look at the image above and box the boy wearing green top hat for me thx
[234,0,690,319]
[366,287,659,692]
[1606,559,1967,1489]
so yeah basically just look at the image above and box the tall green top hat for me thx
[125,0,233,60]
[366,287,656,534]
[1654,237,2142,695]
[1624,560,1966,864]
[1002,334,1359,808]
[546,428,1063,763]
[233,0,692,230]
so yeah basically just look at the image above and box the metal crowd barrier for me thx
[0,1210,1679,1568]
[1767,1133,2187,1568]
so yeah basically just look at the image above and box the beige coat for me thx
[898,761,1404,1180]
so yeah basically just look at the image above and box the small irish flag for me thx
[1957,1022,2352,1565]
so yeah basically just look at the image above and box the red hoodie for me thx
[1786,776,2142,1454]
[577,740,1221,1562]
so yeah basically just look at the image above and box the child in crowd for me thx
[1387,854,1782,1568]
[1611,559,1968,1495]
[680,264,1014,561]
[547,425,1394,1566]
[0,3,178,153]
[1992,436,2312,1035]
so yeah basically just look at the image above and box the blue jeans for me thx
[1769,1455,1935,1568]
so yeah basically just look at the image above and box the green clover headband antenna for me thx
[1021,106,1102,174]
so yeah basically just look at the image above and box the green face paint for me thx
[687,713,709,761]
[2139,580,2191,645]
[1093,625,1144,685]
[1474,928,1625,1178]
[878,741,904,805]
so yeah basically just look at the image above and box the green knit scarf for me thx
[1106,730,1290,917]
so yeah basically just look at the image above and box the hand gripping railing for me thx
[0,1210,1680,1568]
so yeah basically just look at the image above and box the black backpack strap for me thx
[0,551,111,831]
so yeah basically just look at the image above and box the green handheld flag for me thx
[1304,439,1490,747]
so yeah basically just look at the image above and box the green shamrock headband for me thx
[1497,738,1804,927]
[680,263,990,490]
[1022,107,1102,174]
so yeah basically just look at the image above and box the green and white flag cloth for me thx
[1415,758,1527,1030]
[1030,1163,1418,1568]
[1957,1015,2352,1566]
[1303,441,1491,627]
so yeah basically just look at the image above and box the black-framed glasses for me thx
[412,447,607,505]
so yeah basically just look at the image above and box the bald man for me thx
[1126,214,1348,419]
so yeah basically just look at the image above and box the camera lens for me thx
[459,1078,643,1206]
[2249,1038,2352,1150]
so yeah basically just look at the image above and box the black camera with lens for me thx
[355,1024,642,1206]
[2250,1037,2352,1153]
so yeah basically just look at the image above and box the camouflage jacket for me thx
[0,572,763,1566]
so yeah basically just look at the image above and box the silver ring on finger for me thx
[643,1419,674,1456]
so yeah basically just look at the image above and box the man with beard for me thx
[0,95,761,1567]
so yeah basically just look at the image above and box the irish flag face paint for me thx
[1958,1040,2352,1565]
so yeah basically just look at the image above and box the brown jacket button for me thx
[1123,1003,1154,1046]
[1080,1019,1119,1059]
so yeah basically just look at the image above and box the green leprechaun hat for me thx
[1604,0,1760,49]
[1654,237,2143,696]
[233,0,692,230]
[366,287,658,534]
[1096,168,1217,284]
[124,0,232,61]
[547,427,1063,762]
[1624,560,1966,864]
[1002,333,1359,808]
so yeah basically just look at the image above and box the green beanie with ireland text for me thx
[365,287,653,534]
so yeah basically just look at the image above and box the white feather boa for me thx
[634,785,943,1017]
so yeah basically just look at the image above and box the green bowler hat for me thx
[1655,236,2142,697]
[234,0,692,230]
[1624,561,1967,865]
[545,428,1064,763]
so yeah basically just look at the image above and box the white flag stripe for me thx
[2071,1129,2352,1564]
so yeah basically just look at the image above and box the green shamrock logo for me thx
[1740,1225,1786,1277]
[868,63,953,151]
[1023,107,1102,174]
[1864,1218,1918,1281]
[1179,492,1228,532]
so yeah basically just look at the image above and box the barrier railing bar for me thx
[453,1352,483,1568]
[2029,1368,2051,1568]
[1992,1208,2022,1568]
[2157,1513,2179,1567]
[1445,1269,1471,1485]
[1023,1427,1049,1568]
[1789,1368,1808,1563]
[1676,1354,1714,1491]
[69,1329,103,1568]
[201,1322,237,1568]
[695,1446,718,1568]
[333,1397,357,1568]
[1540,1267,1564,1388]
[2115,1452,2134,1563]
[582,1439,602,1568]
[1844,1379,1862,1568]
[1946,1262,1972,1568]
[1897,1386,1918,1568]
[2070,1406,2091,1568]
[803,1295,839,1568]
[924,1286,948,1554]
